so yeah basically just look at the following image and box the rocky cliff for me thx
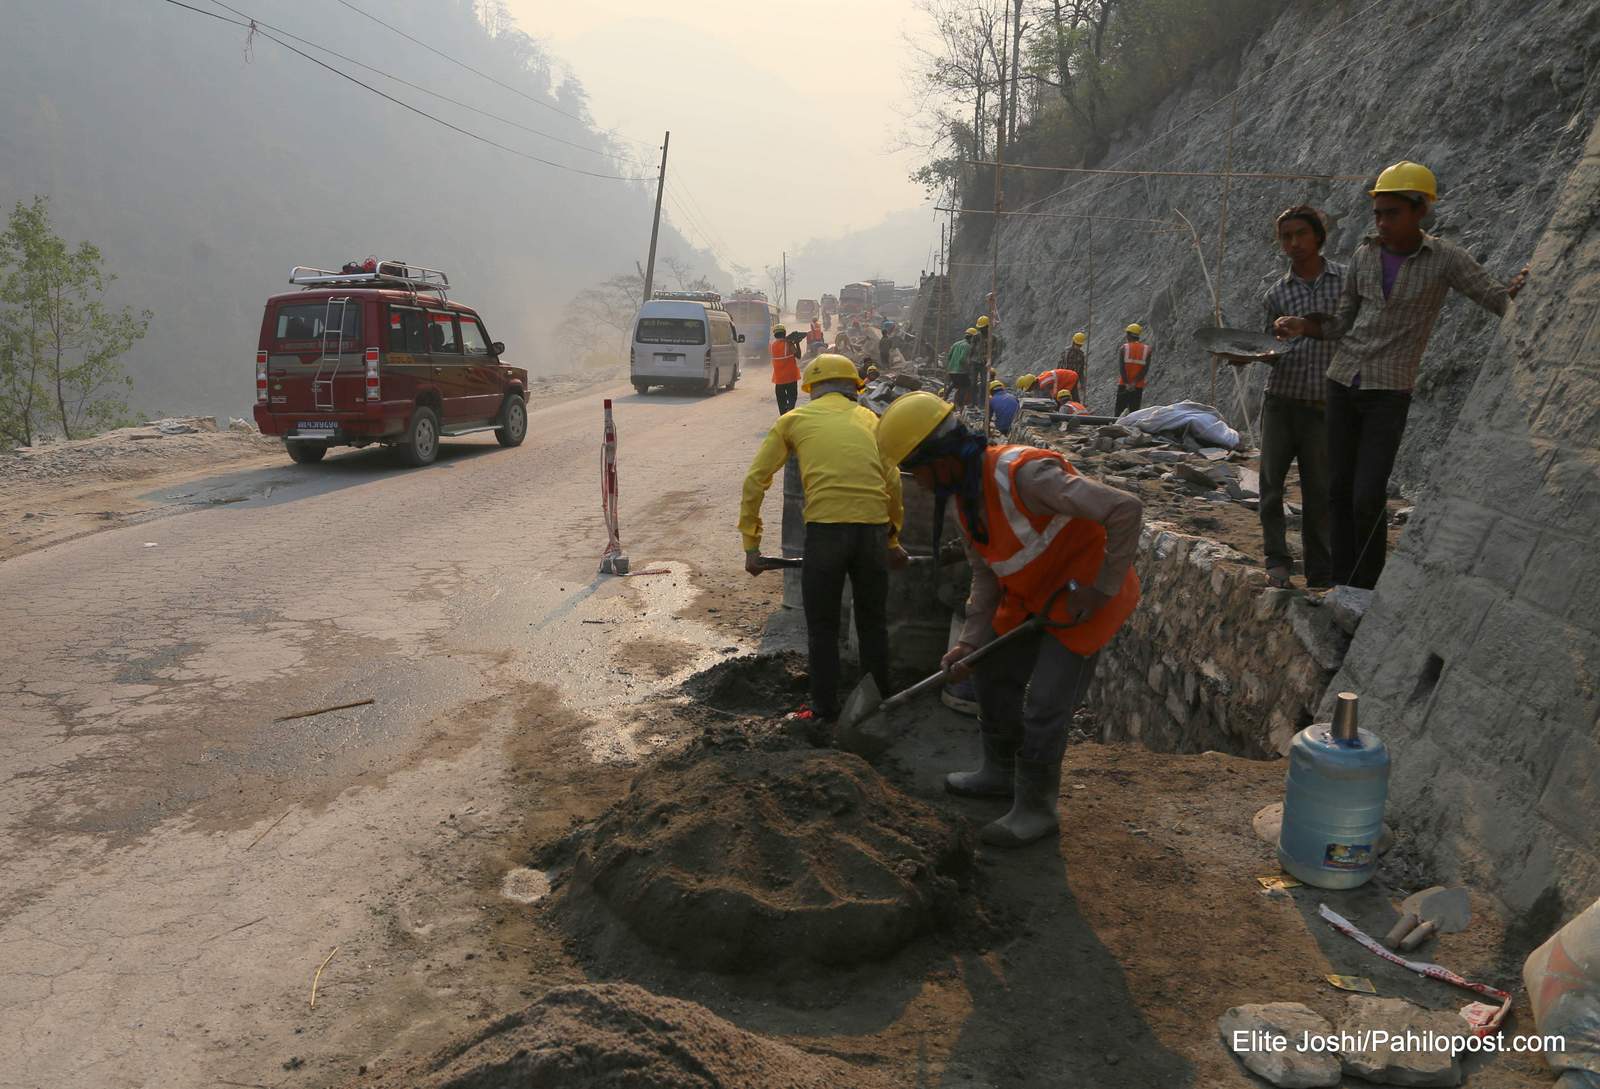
[949,0,1600,494]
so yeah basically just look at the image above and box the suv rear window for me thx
[637,317,706,345]
[274,302,361,344]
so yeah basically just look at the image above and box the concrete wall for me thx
[1330,119,1600,919]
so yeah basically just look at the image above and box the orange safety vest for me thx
[770,338,800,385]
[1119,341,1150,389]
[957,446,1139,655]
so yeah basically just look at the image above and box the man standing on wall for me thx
[740,354,908,723]
[1260,205,1345,589]
[1113,324,1150,416]
[1274,161,1529,589]
[770,324,801,414]
[1061,331,1088,398]
[946,327,977,408]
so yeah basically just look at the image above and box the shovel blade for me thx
[835,674,895,758]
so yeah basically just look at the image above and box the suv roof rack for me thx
[289,260,450,298]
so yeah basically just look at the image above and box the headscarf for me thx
[901,419,990,546]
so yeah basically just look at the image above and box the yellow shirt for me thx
[739,393,904,552]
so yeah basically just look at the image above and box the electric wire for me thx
[154,0,652,181]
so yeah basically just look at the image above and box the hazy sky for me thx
[508,0,934,273]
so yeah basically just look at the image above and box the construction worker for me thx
[1259,205,1345,589]
[1054,387,1087,415]
[770,324,801,414]
[1036,367,1080,402]
[946,327,978,408]
[1061,332,1088,392]
[1014,374,1038,394]
[988,379,1021,432]
[806,318,825,358]
[1273,161,1529,588]
[974,314,1001,375]
[740,354,908,723]
[875,392,1142,846]
[1113,324,1150,416]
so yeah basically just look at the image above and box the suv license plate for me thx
[297,420,337,432]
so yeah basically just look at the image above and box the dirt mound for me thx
[396,982,890,1089]
[550,742,976,973]
[677,652,810,715]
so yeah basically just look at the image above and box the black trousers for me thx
[1114,385,1144,415]
[800,522,890,719]
[1259,394,1331,585]
[973,626,1097,763]
[775,381,797,414]
[1325,379,1411,590]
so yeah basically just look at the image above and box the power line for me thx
[154,0,652,182]
[202,0,613,158]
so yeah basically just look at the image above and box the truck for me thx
[724,289,775,363]
[795,299,819,324]
[839,282,873,322]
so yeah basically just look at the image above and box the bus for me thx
[724,290,774,363]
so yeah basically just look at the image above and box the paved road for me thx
[0,377,788,1087]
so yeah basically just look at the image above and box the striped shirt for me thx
[1262,259,1346,402]
[1313,233,1511,391]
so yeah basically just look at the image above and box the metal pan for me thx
[1193,326,1288,361]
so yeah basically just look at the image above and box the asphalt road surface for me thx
[0,375,790,1087]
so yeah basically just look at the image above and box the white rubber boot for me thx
[944,731,1016,798]
[979,756,1063,847]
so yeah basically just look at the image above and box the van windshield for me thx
[637,317,705,345]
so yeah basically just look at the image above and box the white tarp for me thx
[1119,400,1242,450]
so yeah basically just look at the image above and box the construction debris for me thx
[1338,996,1465,1086]
[1218,1002,1342,1087]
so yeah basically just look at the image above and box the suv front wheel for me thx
[400,405,440,467]
[496,395,527,447]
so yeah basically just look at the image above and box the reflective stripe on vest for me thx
[988,446,1070,577]
[1120,341,1149,388]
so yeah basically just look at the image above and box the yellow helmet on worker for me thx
[975,315,991,329]
[1125,323,1143,337]
[876,391,953,466]
[773,324,787,337]
[1015,373,1036,391]
[1370,160,1438,201]
[1072,331,1086,345]
[800,353,864,393]
[964,326,979,337]
[988,379,1006,393]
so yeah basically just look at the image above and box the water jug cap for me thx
[1331,691,1360,743]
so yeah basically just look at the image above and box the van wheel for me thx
[725,367,739,390]
[401,406,439,467]
[708,369,721,395]
[495,395,527,447]
[286,441,326,464]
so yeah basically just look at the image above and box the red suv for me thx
[253,260,528,466]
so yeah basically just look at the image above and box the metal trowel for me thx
[834,581,1078,758]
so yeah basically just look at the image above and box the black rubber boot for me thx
[979,755,1063,846]
[945,730,1017,798]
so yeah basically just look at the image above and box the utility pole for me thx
[781,251,787,316]
[984,0,1011,436]
[640,130,670,304]
[936,222,947,365]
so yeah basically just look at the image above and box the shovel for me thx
[834,581,1078,757]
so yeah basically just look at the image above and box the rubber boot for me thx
[944,730,1016,798]
[979,755,1063,847]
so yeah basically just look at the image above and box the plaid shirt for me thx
[1263,259,1346,402]
[1314,233,1511,391]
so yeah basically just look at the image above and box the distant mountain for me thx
[785,206,941,304]
[0,0,723,417]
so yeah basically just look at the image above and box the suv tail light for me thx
[365,347,380,400]
[256,350,268,402]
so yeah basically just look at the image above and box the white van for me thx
[630,296,743,395]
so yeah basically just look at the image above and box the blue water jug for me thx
[1277,692,1390,889]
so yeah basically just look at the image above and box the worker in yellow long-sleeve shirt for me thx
[740,354,908,722]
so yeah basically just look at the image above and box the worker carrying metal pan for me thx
[739,354,909,724]
[874,391,1144,847]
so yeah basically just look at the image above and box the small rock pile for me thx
[1220,997,1473,1087]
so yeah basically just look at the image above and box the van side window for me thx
[709,319,731,347]
[387,306,427,353]
[458,316,491,355]
[427,311,460,354]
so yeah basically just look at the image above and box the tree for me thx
[560,269,646,369]
[0,197,148,446]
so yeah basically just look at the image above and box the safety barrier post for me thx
[598,398,629,575]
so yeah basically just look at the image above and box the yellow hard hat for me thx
[975,315,991,329]
[773,324,786,337]
[988,379,1005,393]
[800,353,864,393]
[876,391,953,466]
[1126,323,1143,336]
[1072,332,1086,345]
[1015,374,1036,391]
[964,326,979,337]
[1370,160,1437,201]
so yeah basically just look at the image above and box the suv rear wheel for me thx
[496,395,527,447]
[400,405,440,467]
[286,441,326,464]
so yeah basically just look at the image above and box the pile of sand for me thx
[550,741,976,973]
[394,983,889,1089]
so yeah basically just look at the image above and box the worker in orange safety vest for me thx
[771,324,801,414]
[1036,367,1081,402]
[874,391,1143,847]
[1114,323,1151,416]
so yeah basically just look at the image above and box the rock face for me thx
[1331,119,1600,913]
[951,1,1599,499]
[1090,521,1351,756]
[1338,997,1465,1087]
[1217,1003,1341,1088]
[401,983,891,1089]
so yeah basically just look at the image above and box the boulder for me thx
[1218,1003,1342,1087]
[1322,585,1374,636]
[1338,997,1464,1086]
